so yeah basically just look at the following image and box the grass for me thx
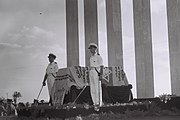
[2,108,179,120]
[2,99,180,120]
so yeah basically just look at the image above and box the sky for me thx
[0,0,171,102]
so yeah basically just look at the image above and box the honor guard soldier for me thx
[43,53,58,105]
[88,43,103,110]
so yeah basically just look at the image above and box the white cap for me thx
[88,43,98,49]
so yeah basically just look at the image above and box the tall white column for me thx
[133,0,154,98]
[66,0,79,67]
[106,0,123,67]
[167,0,180,96]
[84,0,99,66]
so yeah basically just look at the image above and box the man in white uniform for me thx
[88,43,103,109]
[43,53,58,105]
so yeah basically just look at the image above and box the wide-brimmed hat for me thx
[88,43,98,49]
[48,53,56,59]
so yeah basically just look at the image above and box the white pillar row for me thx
[65,0,170,98]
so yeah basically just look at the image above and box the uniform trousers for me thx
[47,74,55,97]
[89,69,102,106]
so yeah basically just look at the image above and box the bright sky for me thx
[0,0,171,103]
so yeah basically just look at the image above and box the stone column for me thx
[106,0,123,67]
[84,0,99,66]
[167,0,180,96]
[66,0,79,67]
[133,0,154,98]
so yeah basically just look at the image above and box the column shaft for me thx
[167,0,180,96]
[133,0,154,98]
[84,0,99,66]
[106,0,123,67]
[66,0,79,67]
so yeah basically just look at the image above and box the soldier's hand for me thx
[42,81,46,86]
[98,73,101,76]
[85,83,89,86]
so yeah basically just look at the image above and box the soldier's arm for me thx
[54,62,59,74]
[42,73,48,86]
